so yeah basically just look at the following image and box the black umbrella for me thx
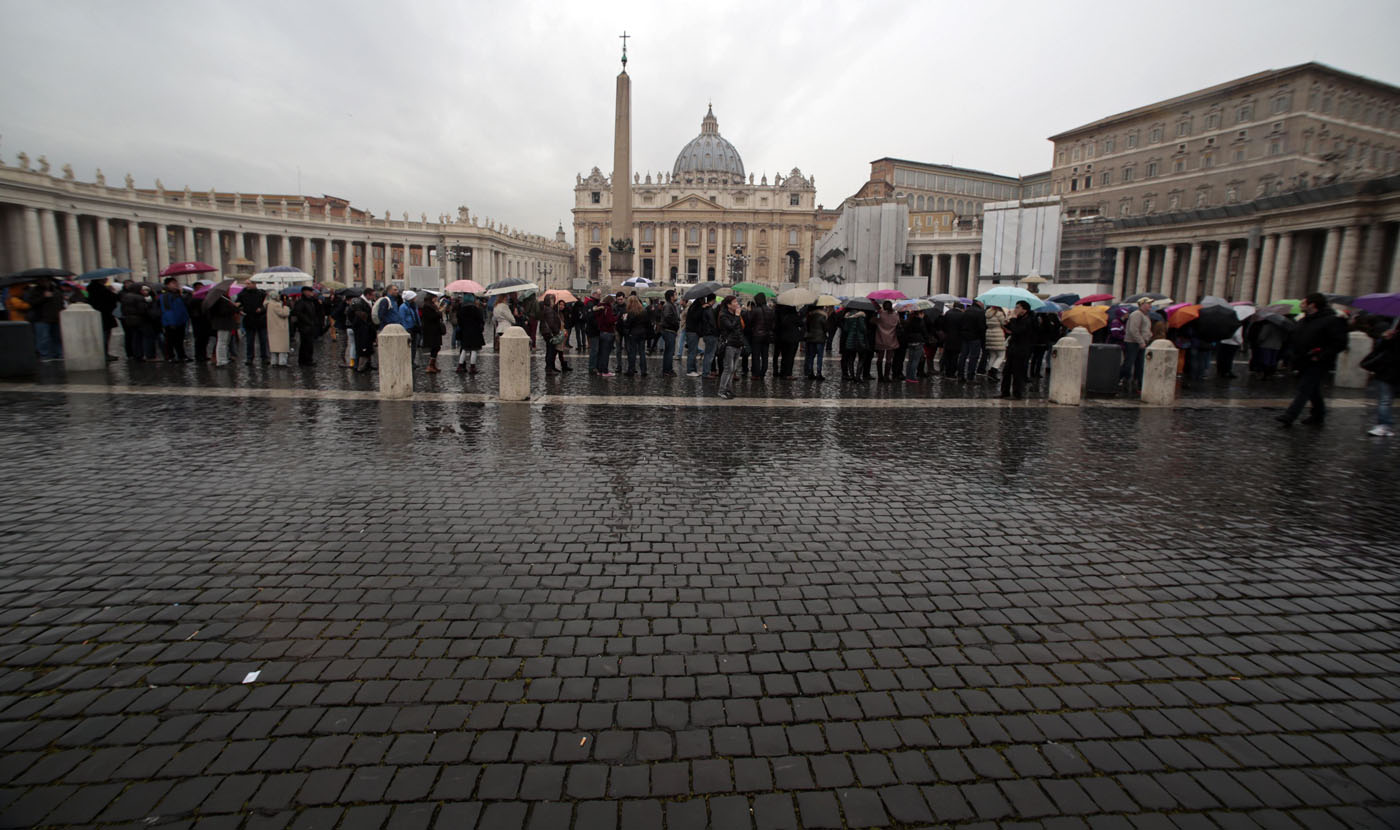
[1194,304,1242,341]
[1253,311,1297,331]
[683,281,723,301]
[202,278,238,312]
[844,297,878,312]
[334,287,364,297]
[1123,292,1169,304]
[1047,293,1080,305]
[1,267,73,288]
[1324,293,1354,306]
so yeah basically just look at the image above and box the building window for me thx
[1057,150,1066,165]
[687,226,699,244]
[1236,104,1253,123]
[788,229,798,245]
[1202,152,1214,169]
[671,228,679,243]
[1103,136,1115,154]
[1072,147,1081,162]
[733,227,744,244]
[1176,121,1190,137]
[1234,148,1246,163]
[590,192,601,204]
[590,227,600,242]
[1146,161,1159,177]
[1070,178,1078,192]
[1149,126,1163,143]
[1172,158,1185,173]
[1142,197,1154,213]
[1205,112,1220,129]
[1123,166,1135,182]
[1268,140,1283,156]
[1272,95,1290,114]
[1321,95,1333,114]
[1083,176,1092,190]
[1101,170,1112,186]
[1127,132,1139,149]
[707,228,716,245]
[789,194,799,206]
[642,226,654,243]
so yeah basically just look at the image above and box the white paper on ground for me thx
[242,671,260,684]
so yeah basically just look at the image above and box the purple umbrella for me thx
[1351,292,1400,317]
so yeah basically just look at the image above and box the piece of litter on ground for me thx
[579,737,587,746]
[184,630,199,641]
[242,671,260,684]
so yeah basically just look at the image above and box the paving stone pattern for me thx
[0,392,1397,829]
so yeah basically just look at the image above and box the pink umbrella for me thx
[1074,293,1115,305]
[445,279,485,293]
[1163,301,1193,316]
[160,261,217,277]
[191,284,213,299]
[868,289,907,301]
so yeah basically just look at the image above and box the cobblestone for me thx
[0,390,1397,827]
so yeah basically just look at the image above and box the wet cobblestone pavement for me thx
[0,389,1397,829]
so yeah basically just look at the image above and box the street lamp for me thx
[534,262,554,289]
[727,244,750,284]
[444,245,473,280]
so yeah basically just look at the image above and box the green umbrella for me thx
[1269,298,1303,315]
[731,281,776,298]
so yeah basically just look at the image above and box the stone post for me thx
[376,323,412,399]
[1142,340,1179,405]
[60,304,106,372]
[1334,330,1372,389]
[499,325,531,401]
[1048,336,1084,406]
[1067,325,1092,390]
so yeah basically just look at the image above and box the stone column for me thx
[1254,234,1277,305]
[96,216,114,269]
[22,207,43,268]
[970,253,981,295]
[127,221,143,274]
[1210,241,1230,299]
[206,230,222,271]
[40,209,61,267]
[1183,242,1204,303]
[1160,245,1177,297]
[317,239,330,282]
[1358,223,1386,296]
[498,325,531,401]
[154,224,171,274]
[1334,225,1362,296]
[1270,232,1294,303]
[1110,247,1126,300]
[60,304,106,372]
[1142,340,1179,406]
[1318,226,1341,293]
[1239,236,1261,305]
[1135,247,1151,294]
[183,226,197,264]
[252,233,267,272]
[1048,335,1085,405]
[376,323,413,399]
[63,212,83,273]
[232,231,245,260]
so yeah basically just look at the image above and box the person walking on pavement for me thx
[1276,293,1350,428]
[87,278,120,360]
[1362,322,1399,437]
[744,293,775,378]
[492,294,516,352]
[983,304,1008,383]
[350,287,377,373]
[804,305,829,380]
[540,299,569,374]
[717,294,744,399]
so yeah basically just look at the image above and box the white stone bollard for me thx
[1141,340,1179,405]
[1334,330,1372,389]
[377,323,413,399]
[1048,335,1084,405]
[60,303,107,372]
[1068,326,1093,390]
[499,325,531,401]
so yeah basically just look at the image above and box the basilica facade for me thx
[572,106,828,286]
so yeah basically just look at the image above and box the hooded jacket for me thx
[1291,306,1349,370]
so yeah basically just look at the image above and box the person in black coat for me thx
[774,305,801,378]
[454,295,487,374]
[1000,301,1035,399]
[291,288,325,366]
[940,305,964,378]
[1277,293,1351,428]
[957,301,986,382]
[86,279,120,360]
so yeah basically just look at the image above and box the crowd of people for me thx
[4,275,1396,436]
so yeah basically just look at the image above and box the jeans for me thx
[1001,351,1030,397]
[1215,344,1239,377]
[589,333,601,371]
[719,345,741,395]
[215,330,233,365]
[1376,379,1394,427]
[750,339,771,377]
[244,327,269,362]
[684,331,700,373]
[958,340,983,380]
[163,324,188,361]
[702,335,719,375]
[1283,363,1328,422]
[545,339,562,370]
[660,330,677,373]
[804,341,824,377]
[1120,342,1145,388]
[905,345,921,380]
[596,332,615,373]
[628,334,648,375]
[1029,345,1049,377]
[33,321,61,359]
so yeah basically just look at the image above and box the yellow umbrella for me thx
[1060,304,1109,333]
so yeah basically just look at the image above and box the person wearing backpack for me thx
[399,290,422,365]
[238,284,269,365]
[373,285,401,331]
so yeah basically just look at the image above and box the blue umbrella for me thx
[279,285,306,296]
[77,267,131,281]
[977,286,1048,310]
[1048,292,1080,305]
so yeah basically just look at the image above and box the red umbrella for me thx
[1074,293,1115,305]
[160,261,217,277]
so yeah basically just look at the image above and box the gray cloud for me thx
[4,0,1398,236]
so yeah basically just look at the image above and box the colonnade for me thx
[586,220,814,285]
[911,252,982,297]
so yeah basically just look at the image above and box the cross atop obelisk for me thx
[619,30,629,68]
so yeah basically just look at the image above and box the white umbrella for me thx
[775,287,818,307]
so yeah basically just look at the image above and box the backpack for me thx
[373,296,397,327]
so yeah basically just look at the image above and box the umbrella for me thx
[1060,304,1108,333]
[445,279,485,294]
[279,285,307,296]
[160,261,217,277]
[262,265,303,273]
[484,278,538,296]
[1350,292,1400,317]
[843,297,879,312]
[895,298,937,311]
[1194,304,1241,341]
[1123,292,1168,304]
[77,267,131,282]
[1167,304,1202,328]
[320,280,348,291]
[1199,296,1229,307]
[1,267,73,288]
[639,287,668,299]
[1163,301,1193,316]
[1074,293,1116,305]
[815,295,840,307]
[621,276,651,287]
[776,287,818,307]
[732,281,777,298]
[868,289,908,301]
[1040,301,1069,313]
[335,287,365,298]
[977,286,1042,309]
[1047,293,1080,305]
[201,279,238,311]
[929,293,959,304]
[1324,293,1354,306]
[683,281,723,300]
[542,289,579,304]
[1269,298,1303,315]
[252,269,311,283]
[1252,311,1297,331]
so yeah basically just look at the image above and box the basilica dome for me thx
[672,106,745,184]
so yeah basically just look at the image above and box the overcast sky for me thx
[4,0,1398,237]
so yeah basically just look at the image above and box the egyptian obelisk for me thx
[608,32,634,281]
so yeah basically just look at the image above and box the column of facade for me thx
[1317,226,1342,293]
[126,221,143,274]
[1389,229,1400,292]
[658,225,669,283]
[1183,242,1204,303]
[22,207,43,268]
[252,234,266,272]
[1138,247,1154,295]
[62,212,83,273]
[155,224,171,274]
[183,226,197,265]
[1270,233,1294,303]
[95,216,114,269]
[699,229,709,283]
[1110,248,1126,300]
[317,239,331,282]
[1238,237,1260,305]
[1333,225,1362,296]
[1253,235,1277,305]
[205,229,222,271]
[232,230,245,260]
[1210,241,1231,299]
[970,253,980,294]
[1358,223,1386,296]
[1159,245,1177,297]
[39,209,61,268]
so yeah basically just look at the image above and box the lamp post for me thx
[445,245,472,280]
[727,244,750,284]
[534,262,554,290]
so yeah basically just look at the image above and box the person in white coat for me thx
[267,294,292,366]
